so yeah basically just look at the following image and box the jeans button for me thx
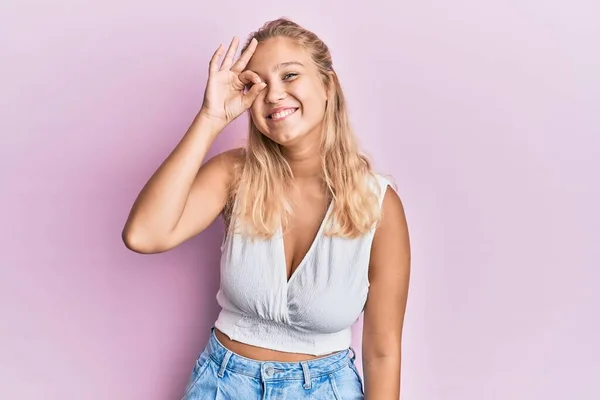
[264,364,274,377]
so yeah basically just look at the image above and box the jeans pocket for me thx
[181,350,211,399]
[348,361,364,395]
[329,364,365,400]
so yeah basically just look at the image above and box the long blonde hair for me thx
[226,18,383,239]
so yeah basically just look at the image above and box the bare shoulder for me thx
[381,186,407,229]
[369,184,411,278]
[205,147,245,177]
[217,147,245,163]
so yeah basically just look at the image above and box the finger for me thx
[242,82,267,108]
[209,43,225,74]
[238,69,262,86]
[231,38,258,73]
[219,37,239,71]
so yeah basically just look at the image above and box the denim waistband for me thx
[206,327,355,383]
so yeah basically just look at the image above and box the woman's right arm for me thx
[122,36,266,254]
[121,114,239,254]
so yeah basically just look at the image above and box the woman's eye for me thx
[283,73,298,80]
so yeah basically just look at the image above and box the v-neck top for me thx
[214,174,392,355]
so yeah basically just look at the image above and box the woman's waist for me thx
[207,327,354,379]
[214,327,338,362]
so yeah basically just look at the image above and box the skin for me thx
[122,35,410,398]
[247,37,329,155]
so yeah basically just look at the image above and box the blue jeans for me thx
[182,327,364,399]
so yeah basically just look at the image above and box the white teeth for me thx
[270,109,296,120]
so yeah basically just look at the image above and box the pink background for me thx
[2,1,599,399]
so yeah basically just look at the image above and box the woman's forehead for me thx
[247,37,311,72]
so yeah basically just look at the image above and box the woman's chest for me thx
[219,232,372,332]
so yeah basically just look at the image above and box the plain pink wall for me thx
[1,1,598,399]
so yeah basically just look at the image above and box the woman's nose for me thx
[264,82,286,104]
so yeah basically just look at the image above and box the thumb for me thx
[242,82,267,108]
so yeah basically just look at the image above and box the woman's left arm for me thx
[362,186,411,399]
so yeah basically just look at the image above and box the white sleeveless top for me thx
[214,174,392,355]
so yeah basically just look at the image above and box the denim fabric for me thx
[182,327,364,399]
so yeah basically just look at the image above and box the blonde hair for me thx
[226,17,383,239]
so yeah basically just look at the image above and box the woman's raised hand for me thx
[199,37,266,127]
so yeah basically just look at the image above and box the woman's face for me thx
[246,37,329,147]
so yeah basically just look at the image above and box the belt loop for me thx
[300,361,312,389]
[349,346,357,362]
[218,350,232,378]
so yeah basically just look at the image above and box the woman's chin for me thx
[262,130,302,146]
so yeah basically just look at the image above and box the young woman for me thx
[123,18,411,400]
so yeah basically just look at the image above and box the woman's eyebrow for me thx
[247,61,304,76]
[272,61,304,71]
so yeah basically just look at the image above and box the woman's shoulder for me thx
[373,172,394,187]
[368,172,398,199]
[218,147,246,167]
[208,147,246,185]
